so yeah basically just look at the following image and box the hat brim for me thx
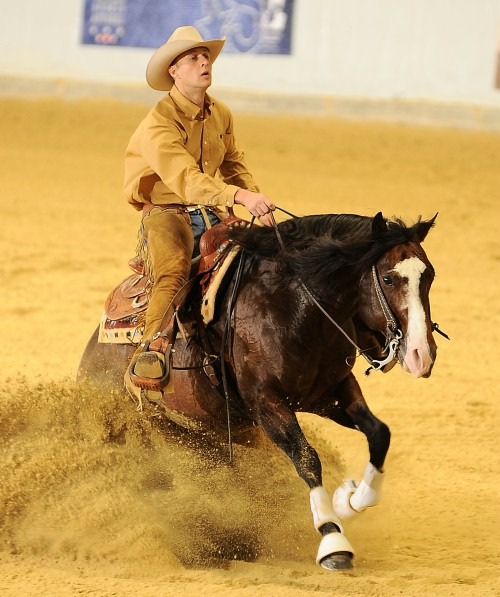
[146,38,225,91]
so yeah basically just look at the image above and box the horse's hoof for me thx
[316,532,355,570]
[319,551,353,571]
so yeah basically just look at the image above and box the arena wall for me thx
[1,0,499,128]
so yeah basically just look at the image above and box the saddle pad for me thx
[97,311,144,344]
[200,245,240,324]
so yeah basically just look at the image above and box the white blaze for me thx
[393,257,432,377]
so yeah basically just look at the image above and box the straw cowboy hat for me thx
[146,26,225,91]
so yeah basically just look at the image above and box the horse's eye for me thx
[382,276,394,286]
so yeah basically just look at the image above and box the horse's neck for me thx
[250,259,360,329]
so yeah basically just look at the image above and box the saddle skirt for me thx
[98,216,247,345]
[97,272,150,344]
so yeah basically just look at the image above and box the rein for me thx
[220,242,247,463]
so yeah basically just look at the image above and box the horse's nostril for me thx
[403,345,434,378]
[413,348,424,366]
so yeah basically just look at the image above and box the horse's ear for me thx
[414,212,438,243]
[371,211,387,236]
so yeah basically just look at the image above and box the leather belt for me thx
[141,202,221,229]
[142,202,217,214]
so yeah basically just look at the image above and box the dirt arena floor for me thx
[1,95,499,596]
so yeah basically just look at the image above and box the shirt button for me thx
[204,161,208,165]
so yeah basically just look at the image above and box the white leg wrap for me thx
[310,486,344,533]
[350,462,384,511]
[333,462,385,520]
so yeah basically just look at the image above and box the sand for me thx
[1,96,499,596]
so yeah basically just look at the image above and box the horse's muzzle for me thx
[400,341,437,378]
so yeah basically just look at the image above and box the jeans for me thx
[190,208,221,258]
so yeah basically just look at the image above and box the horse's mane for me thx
[229,213,433,287]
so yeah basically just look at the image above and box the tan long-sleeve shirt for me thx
[124,85,259,210]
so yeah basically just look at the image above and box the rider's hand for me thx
[234,189,275,226]
[257,213,274,227]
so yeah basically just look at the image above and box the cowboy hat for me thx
[146,26,225,91]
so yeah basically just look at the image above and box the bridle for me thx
[269,209,448,374]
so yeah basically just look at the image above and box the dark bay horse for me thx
[78,211,441,570]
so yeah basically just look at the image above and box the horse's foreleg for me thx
[326,374,391,521]
[258,407,354,569]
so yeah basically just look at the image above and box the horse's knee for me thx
[368,420,391,468]
[262,418,322,488]
[293,438,322,488]
[376,420,391,450]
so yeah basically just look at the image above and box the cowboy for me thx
[123,26,275,400]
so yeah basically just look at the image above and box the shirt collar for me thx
[169,85,214,120]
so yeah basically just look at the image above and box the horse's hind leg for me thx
[325,373,391,521]
[258,406,354,570]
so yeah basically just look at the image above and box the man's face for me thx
[169,46,212,92]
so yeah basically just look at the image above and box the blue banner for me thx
[81,0,294,54]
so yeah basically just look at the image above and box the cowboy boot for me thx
[123,342,170,407]
[133,347,168,385]
[126,317,176,393]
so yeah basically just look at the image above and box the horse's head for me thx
[358,213,438,378]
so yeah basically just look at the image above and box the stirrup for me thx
[128,344,171,391]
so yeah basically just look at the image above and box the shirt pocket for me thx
[211,132,228,166]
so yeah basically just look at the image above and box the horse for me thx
[78,211,443,571]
